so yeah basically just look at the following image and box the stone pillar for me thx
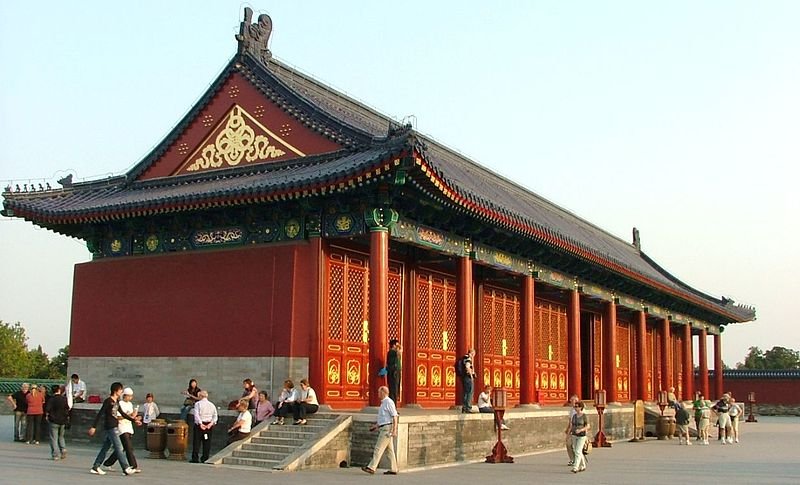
[660,318,671,392]
[567,288,582,399]
[682,324,693,401]
[307,221,325,402]
[635,310,647,401]
[519,274,536,405]
[714,332,724,400]
[603,300,618,403]
[365,208,397,407]
[699,327,709,398]
[455,256,474,407]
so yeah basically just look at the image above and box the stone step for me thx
[222,456,281,468]
[252,431,317,442]
[241,442,298,454]
[244,438,306,450]
[233,449,292,461]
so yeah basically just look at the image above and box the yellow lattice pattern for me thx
[417,276,430,347]
[328,263,345,341]
[387,268,402,341]
[346,264,367,342]
[445,286,456,350]
[617,322,630,369]
[431,281,445,349]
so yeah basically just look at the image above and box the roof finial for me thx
[632,227,641,251]
[236,7,273,65]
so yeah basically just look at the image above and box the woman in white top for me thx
[292,378,319,425]
[272,380,298,425]
[103,387,141,472]
[728,397,743,443]
[227,400,252,444]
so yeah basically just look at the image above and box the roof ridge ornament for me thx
[236,7,273,66]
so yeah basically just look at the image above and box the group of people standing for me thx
[690,392,743,445]
[5,374,89,461]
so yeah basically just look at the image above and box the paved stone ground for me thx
[2,415,799,484]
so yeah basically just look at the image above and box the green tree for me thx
[763,346,800,370]
[50,345,69,379]
[28,345,52,379]
[0,321,31,377]
[737,346,765,369]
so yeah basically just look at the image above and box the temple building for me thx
[2,9,754,409]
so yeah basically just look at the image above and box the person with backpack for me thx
[457,349,476,413]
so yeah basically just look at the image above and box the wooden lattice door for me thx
[592,315,602,394]
[672,332,683,400]
[415,270,457,408]
[616,321,631,402]
[652,327,663,395]
[479,286,521,405]
[534,299,568,404]
[324,248,403,408]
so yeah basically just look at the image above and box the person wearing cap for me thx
[102,387,141,473]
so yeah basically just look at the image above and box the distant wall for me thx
[695,370,800,415]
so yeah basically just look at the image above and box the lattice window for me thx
[328,262,345,341]
[418,276,430,347]
[507,297,519,356]
[431,279,445,349]
[445,286,456,351]
[346,263,367,343]
[617,322,630,369]
[494,293,505,354]
[482,292,494,355]
[387,267,402,341]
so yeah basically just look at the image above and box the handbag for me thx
[582,440,591,455]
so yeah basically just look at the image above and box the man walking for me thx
[362,386,399,475]
[46,385,69,460]
[563,394,579,466]
[5,382,29,442]
[460,349,476,413]
[386,339,402,403]
[88,382,135,475]
[191,390,218,463]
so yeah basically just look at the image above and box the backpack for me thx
[455,356,466,377]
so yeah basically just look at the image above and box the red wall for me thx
[70,243,315,357]
[694,376,800,405]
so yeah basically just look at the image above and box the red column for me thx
[368,229,389,407]
[635,310,647,401]
[714,333,724,399]
[660,318,671,391]
[699,327,709,398]
[567,289,581,399]
[308,235,325,402]
[603,300,618,403]
[455,256,473,407]
[682,324,693,401]
[519,275,536,405]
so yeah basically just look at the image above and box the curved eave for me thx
[410,150,750,324]
[5,152,408,226]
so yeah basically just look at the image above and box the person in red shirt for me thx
[25,385,45,444]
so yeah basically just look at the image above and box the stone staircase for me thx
[219,413,347,471]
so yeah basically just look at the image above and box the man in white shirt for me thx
[67,374,86,407]
[362,386,399,475]
[191,390,218,463]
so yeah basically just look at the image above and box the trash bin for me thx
[668,416,677,439]
[656,416,670,440]
[147,419,168,459]
[166,421,189,461]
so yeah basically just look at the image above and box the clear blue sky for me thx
[1,1,798,365]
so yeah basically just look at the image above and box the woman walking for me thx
[569,401,590,473]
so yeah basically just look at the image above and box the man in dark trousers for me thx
[46,385,69,460]
[5,382,29,442]
[88,382,134,475]
[191,390,218,463]
[386,339,402,403]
